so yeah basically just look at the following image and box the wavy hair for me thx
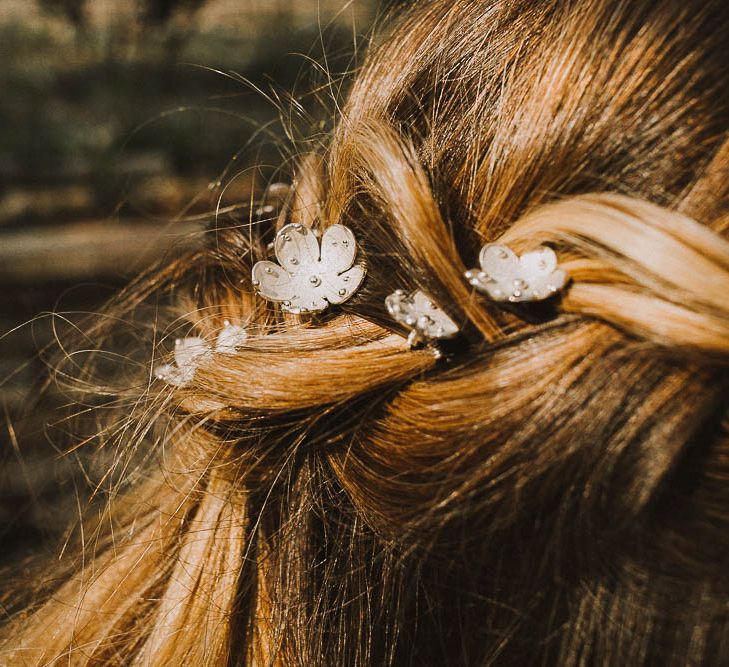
[3,0,729,664]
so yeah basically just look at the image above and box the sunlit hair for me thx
[3,0,729,664]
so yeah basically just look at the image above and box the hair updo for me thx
[3,0,729,665]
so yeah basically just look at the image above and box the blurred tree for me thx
[137,0,212,63]
[139,0,210,25]
[37,0,87,28]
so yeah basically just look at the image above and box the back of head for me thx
[3,0,729,664]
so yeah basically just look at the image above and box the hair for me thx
[3,0,729,664]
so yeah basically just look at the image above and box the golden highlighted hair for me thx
[3,0,729,664]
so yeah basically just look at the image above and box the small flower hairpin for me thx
[154,320,248,387]
[252,223,366,313]
[385,289,459,356]
[465,243,568,302]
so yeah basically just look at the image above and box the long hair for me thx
[3,0,729,664]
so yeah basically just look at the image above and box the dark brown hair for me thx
[3,0,729,664]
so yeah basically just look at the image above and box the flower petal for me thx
[215,323,247,354]
[274,223,320,273]
[320,224,357,274]
[524,268,569,299]
[478,244,519,281]
[155,363,188,387]
[252,260,296,302]
[319,264,366,304]
[174,337,212,370]
[520,247,558,276]
[411,290,459,338]
[285,291,329,313]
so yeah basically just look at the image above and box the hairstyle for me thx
[3,0,729,664]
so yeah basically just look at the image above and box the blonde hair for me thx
[3,0,729,664]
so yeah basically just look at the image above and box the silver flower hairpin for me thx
[155,320,248,387]
[465,243,568,302]
[385,289,459,352]
[252,223,366,314]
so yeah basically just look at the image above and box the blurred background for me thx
[0,0,391,565]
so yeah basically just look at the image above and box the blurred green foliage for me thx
[36,0,87,27]
[141,0,210,24]
[0,1,374,218]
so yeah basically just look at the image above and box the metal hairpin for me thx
[252,223,366,313]
[247,224,568,359]
[385,289,459,356]
[465,243,568,302]
[155,320,248,387]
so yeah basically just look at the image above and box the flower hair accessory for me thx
[465,243,568,302]
[252,223,366,314]
[155,320,248,387]
[385,289,459,352]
